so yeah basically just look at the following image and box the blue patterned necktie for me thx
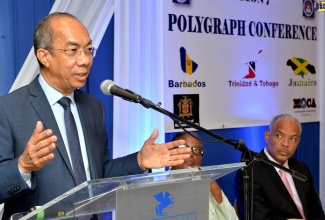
[58,97,87,185]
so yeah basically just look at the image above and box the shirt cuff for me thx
[18,166,32,187]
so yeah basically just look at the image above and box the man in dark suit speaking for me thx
[0,12,191,219]
[235,114,325,220]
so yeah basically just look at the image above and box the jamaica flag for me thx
[286,57,316,78]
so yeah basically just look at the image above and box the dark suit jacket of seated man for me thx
[234,114,325,220]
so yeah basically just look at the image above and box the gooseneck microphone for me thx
[100,80,155,108]
[100,80,142,103]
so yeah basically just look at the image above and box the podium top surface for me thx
[17,162,245,220]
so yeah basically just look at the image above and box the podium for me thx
[12,162,244,220]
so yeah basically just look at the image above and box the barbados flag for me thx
[179,47,198,75]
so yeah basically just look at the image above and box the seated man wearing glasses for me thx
[170,132,238,220]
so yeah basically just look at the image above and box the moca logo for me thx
[293,98,317,109]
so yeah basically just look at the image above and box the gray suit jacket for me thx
[0,76,141,218]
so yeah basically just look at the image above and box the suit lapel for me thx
[74,90,98,180]
[28,77,74,176]
[260,152,299,210]
[290,160,308,218]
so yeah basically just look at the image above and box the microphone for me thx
[100,79,155,108]
[100,80,142,103]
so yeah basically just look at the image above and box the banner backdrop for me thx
[163,0,319,132]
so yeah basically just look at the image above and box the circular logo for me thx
[300,98,307,109]
[303,0,314,17]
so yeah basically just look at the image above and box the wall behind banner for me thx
[0,0,321,211]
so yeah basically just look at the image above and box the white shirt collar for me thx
[263,147,289,172]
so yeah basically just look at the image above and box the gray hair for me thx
[269,114,302,135]
[172,131,199,141]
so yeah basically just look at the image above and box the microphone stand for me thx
[139,98,307,220]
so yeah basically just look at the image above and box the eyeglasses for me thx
[48,47,96,58]
[177,144,204,155]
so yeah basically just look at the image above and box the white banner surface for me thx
[163,0,319,132]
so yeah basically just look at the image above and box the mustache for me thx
[278,147,289,152]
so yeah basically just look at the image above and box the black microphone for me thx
[100,80,155,108]
[100,80,142,103]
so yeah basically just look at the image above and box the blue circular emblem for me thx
[303,0,314,17]
[300,98,307,109]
